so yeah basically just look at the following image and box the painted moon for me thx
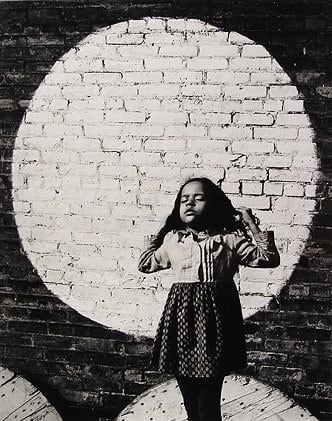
[13,18,318,336]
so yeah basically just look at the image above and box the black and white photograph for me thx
[0,1,331,420]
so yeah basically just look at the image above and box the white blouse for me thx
[138,229,280,283]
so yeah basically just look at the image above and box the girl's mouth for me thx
[185,210,196,215]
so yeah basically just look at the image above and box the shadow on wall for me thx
[0,1,330,420]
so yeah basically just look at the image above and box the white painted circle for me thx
[0,366,62,421]
[13,18,318,336]
[116,375,318,421]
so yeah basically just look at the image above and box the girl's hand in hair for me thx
[236,207,261,235]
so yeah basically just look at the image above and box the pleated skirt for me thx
[150,281,247,377]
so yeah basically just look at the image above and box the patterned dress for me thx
[138,229,279,378]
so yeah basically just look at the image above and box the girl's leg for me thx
[176,376,200,421]
[197,376,224,421]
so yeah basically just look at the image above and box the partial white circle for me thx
[0,366,62,421]
[13,18,318,336]
[116,375,318,420]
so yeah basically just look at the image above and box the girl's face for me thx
[179,181,209,230]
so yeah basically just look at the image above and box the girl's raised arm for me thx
[235,208,280,268]
[138,231,172,273]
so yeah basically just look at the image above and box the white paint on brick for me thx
[233,113,274,126]
[116,376,318,421]
[138,83,179,97]
[124,98,161,111]
[284,183,305,197]
[242,44,271,57]
[63,59,104,72]
[104,59,144,72]
[163,71,203,83]
[229,57,272,71]
[13,19,317,336]
[270,85,299,98]
[232,140,274,154]
[276,113,310,126]
[224,85,267,99]
[122,71,163,84]
[159,45,198,57]
[241,181,264,195]
[206,71,250,84]
[165,125,207,137]
[190,112,231,125]
[199,44,239,57]
[0,366,62,421]
[187,57,228,70]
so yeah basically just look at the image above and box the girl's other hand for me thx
[236,207,255,225]
[236,207,261,234]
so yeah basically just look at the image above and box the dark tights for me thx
[176,376,224,421]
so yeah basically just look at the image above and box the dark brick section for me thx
[0,1,331,420]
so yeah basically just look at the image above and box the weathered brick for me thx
[241,181,263,195]
[163,71,203,84]
[284,183,305,197]
[63,59,103,72]
[122,71,162,84]
[146,111,188,125]
[275,141,316,154]
[270,86,299,98]
[224,86,267,99]
[242,100,263,111]
[104,111,145,123]
[44,73,82,85]
[159,45,197,57]
[241,45,270,57]
[227,168,268,181]
[82,72,121,84]
[189,112,231,125]
[145,138,185,151]
[144,33,184,44]
[199,44,239,57]
[106,33,144,45]
[187,57,228,70]
[138,84,179,97]
[254,127,298,140]
[166,18,207,32]
[104,59,144,72]
[276,113,311,126]
[232,140,274,153]
[124,98,161,111]
[269,169,313,182]
[210,127,252,139]
[263,99,283,111]
[229,57,271,71]
[233,113,274,126]
[284,99,304,112]
[65,110,104,124]
[206,71,249,84]
[144,57,185,70]
[165,125,207,137]
[118,45,158,58]
[181,84,222,97]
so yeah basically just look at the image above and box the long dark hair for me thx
[156,177,248,243]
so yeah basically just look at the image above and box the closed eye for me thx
[180,194,206,203]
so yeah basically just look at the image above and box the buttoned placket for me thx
[178,231,220,283]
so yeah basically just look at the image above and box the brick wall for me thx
[0,1,331,420]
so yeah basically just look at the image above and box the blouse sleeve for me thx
[138,232,172,273]
[234,231,280,268]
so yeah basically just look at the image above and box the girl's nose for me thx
[186,197,194,206]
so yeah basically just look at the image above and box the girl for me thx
[138,177,280,421]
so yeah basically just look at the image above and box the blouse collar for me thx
[176,229,223,244]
